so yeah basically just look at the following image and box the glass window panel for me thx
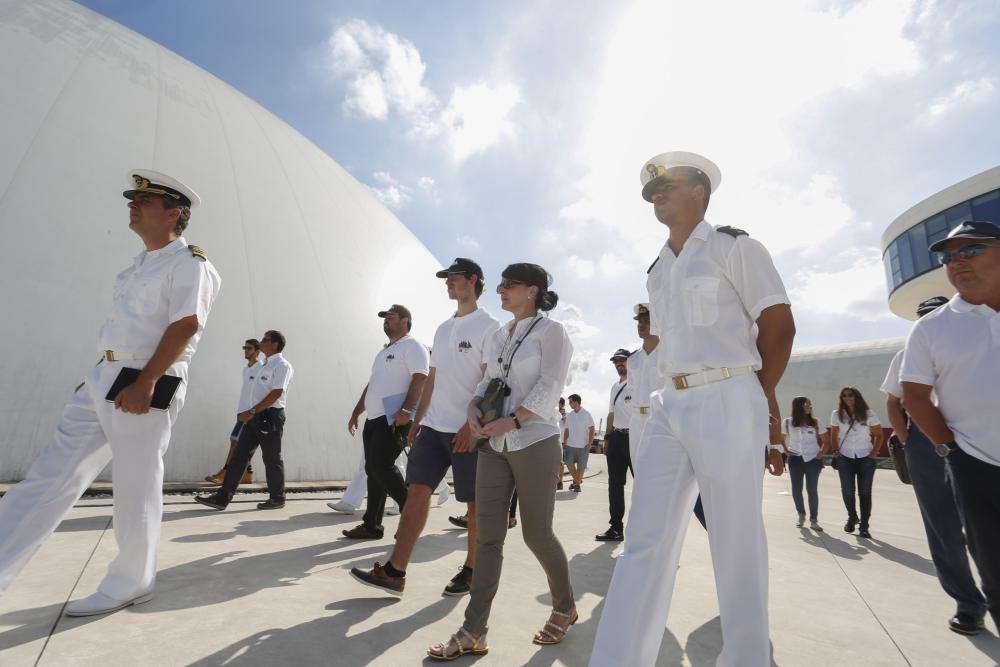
[883,252,894,289]
[926,213,947,236]
[897,233,914,280]
[908,224,931,274]
[945,202,972,224]
[972,189,1000,224]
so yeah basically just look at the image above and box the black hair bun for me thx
[539,290,559,311]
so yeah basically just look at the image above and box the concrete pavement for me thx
[1,468,998,666]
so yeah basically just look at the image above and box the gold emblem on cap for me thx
[645,163,668,181]
[132,174,151,190]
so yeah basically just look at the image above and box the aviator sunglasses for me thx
[495,278,525,293]
[937,243,998,265]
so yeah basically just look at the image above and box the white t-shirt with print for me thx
[422,308,501,433]
[783,417,825,462]
[365,335,431,420]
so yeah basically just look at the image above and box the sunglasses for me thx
[242,345,255,351]
[841,392,855,398]
[495,278,525,293]
[937,243,997,265]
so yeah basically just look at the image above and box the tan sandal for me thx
[532,608,578,645]
[427,627,489,661]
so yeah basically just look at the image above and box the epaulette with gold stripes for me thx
[189,245,207,261]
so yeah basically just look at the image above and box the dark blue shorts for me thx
[229,420,243,441]
[405,426,478,502]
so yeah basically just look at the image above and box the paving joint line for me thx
[33,515,113,667]
[818,531,913,666]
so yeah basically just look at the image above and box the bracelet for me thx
[768,444,784,451]
[510,413,521,429]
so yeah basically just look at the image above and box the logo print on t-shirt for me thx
[458,340,472,352]
[385,354,395,363]
[260,375,269,381]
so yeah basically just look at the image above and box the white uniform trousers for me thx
[340,449,446,509]
[629,411,650,462]
[0,359,186,599]
[591,373,771,667]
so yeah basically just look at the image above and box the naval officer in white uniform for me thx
[0,170,221,616]
[591,152,794,666]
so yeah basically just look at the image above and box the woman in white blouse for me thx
[782,397,829,531]
[427,263,575,661]
[829,387,883,539]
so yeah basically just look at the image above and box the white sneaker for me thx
[436,483,450,506]
[327,500,357,514]
[65,590,153,617]
[385,504,401,516]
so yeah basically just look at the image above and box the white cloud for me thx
[417,176,436,190]
[924,77,997,121]
[327,19,436,123]
[441,82,521,160]
[366,171,411,209]
[565,255,595,280]
[326,21,520,160]
[555,303,600,340]
[455,234,481,251]
[787,248,894,322]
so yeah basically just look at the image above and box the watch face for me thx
[935,443,952,457]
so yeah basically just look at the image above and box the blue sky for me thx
[78,0,1000,409]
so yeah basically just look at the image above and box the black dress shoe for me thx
[858,526,872,539]
[257,499,285,510]
[948,612,985,635]
[844,518,857,534]
[595,529,624,542]
[342,524,384,539]
[194,494,227,510]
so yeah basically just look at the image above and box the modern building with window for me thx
[881,166,1000,320]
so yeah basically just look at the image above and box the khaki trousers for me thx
[463,435,574,635]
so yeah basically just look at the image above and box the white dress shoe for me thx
[327,500,358,514]
[65,591,153,617]
[436,483,450,506]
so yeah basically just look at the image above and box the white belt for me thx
[671,366,752,391]
[102,350,151,362]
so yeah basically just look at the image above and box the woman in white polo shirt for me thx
[830,387,883,539]
[782,396,829,531]
[427,263,575,661]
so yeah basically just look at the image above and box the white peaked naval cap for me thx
[639,151,722,202]
[123,169,201,208]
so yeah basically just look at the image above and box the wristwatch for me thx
[768,444,784,452]
[934,440,958,458]
[249,407,256,415]
[509,413,522,429]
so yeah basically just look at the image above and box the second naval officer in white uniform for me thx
[591,152,794,666]
[0,170,221,616]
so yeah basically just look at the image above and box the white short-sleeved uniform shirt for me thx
[608,379,632,429]
[880,350,904,399]
[646,220,789,380]
[783,417,825,462]
[474,316,573,452]
[900,296,1000,466]
[422,308,501,433]
[365,335,431,420]
[830,409,879,459]
[98,237,221,363]
[627,345,663,412]
[237,359,265,412]
[248,353,294,409]
[565,408,595,448]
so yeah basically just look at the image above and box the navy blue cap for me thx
[928,220,1000,252]
[916,296,949,316]
[436,257,484,279]
[610,348,632,361]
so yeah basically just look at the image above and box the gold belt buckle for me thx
[672,375,689,391]
[721,367,732,379]
[104,350,116,362]
[638,406,649,415]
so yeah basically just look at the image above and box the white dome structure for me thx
[0,0,453,481]
[777,338,903,434]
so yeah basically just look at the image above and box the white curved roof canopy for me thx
[0,0,453,481]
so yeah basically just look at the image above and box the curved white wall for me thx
[0,0,453,481]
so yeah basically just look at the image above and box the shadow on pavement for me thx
[54,515,112,533]
[966,630,1000,662]
[186,596,461,666]
[171,511,357,543]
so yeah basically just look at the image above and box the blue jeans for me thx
[904,426,986,617]
[788,456,823,520]
[838,455,876,527]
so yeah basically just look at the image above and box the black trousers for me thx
[362,418,408,529]
[220,408,285,502]
[946,447,1000,626]
[905,426,986,616]
[606,429,633,532]
[838,456,876,526]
